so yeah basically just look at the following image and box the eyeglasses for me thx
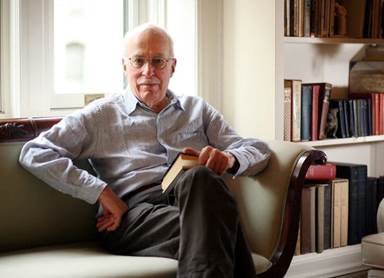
[127,56,174,70]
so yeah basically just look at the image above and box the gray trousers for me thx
[100,166,257,278]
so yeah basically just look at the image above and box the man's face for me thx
[123,30,176,111]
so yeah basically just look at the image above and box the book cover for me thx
[291,80,302,141]
[316,184,327,253]
[339,179,349,247]
[284,80,293,141]
[311,84,321,140]
[343,100,351,138]
[301,84,313,141]
[323,182,332,250]
[161,153,199,193]
[367,177,378,235]
[319,83,332,139]
[301,184,316,254]
[334,162,367,245]
[305,163,336,181]
[331,179,342,248]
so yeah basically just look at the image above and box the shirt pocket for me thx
[173,118,208,149]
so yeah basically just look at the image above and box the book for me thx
[305,163,336,180]
[334,162,367,245]
[301,184,316,254]
[301,84,313,141]
[284,80,293,140]
[319,83,332,139]
[323,182,332,250]
[316,184,326,253]
[291,80,303,141]
[161,153,199,193]
[366,177,378,235]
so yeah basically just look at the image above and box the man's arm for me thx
[202,102,271,176]
[19,111,106,204]
[183,146,237,176]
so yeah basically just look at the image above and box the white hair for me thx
[122,23,174,58]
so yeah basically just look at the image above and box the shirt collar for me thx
[124,89,185,115]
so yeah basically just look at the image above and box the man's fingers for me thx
[182,147,200,157]
[96,216,115,232]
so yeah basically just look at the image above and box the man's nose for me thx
[142,61,155,76]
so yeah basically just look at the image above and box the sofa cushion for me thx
[0,242,178,278]
[252,253,272,274]
[0,241,272,277]
[362,233,384,269]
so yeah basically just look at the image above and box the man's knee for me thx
[178,165,231,198]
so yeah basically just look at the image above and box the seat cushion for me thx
[252,253,272,274]
[368,269,384,278]
[0,241,271,277]
[0,242,177,278]
[362,233,384,269]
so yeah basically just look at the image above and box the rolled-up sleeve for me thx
[203,102,271,176]
[19,108,107,204]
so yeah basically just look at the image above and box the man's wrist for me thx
[225,152,240,175]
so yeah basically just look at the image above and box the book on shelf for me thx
[334,162,367,245]
[318,83,332,139]
[161,153,199,193]
[301,184,316,254]
[285,0,384,38]
[366,177,378,235]
[316,183,327,253]
[305,163,336,181]
[284,80,293,141]
[284,79,302,141]
[301,84,313,141]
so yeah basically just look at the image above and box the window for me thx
[1,0,222,118]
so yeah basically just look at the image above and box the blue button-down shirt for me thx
[19,90,271,204]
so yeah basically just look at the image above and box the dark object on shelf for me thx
[334,2,347,36]
[349,61,384,94]
[326,108,339,138]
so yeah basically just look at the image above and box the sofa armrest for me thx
[378,198,384,233]
[227,140,326,278]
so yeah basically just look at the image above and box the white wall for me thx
[222,0,276,140]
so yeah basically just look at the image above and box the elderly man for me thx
[19,24,271,278]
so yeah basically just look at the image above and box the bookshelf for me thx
[278,0,384,277]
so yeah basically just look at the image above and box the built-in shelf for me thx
[286,244,369,278]
[295,135,384,147]
[284,36,384,45]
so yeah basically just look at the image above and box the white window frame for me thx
[1,0,223,118]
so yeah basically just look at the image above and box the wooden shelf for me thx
[296,135,384,147]
[284,36,384,45]
[286,244,368,278]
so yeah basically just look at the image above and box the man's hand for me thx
[96,186,128,232]
[183,146,236,175]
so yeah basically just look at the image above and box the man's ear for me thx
[171,59,177,76]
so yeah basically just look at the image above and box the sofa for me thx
[0,118,325,278]
[361,198,384,278]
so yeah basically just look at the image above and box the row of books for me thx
[284,79,384,142]
[329,94,384,138]
[284,80,331,142]
[296,162,384,255]
[285,0,384,39]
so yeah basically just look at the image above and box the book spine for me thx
[332,179,341,248]
[316,185,325,253]
[292,80,302,141]
[340,179,349,246]
[311,84,320,140]
[305,163,336,180]
[284,80,292,141]
[301,84,312,141]
[323,183,332,250]
[343,100,350,138]
[319,83,332,139]
[338,100,347,138]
